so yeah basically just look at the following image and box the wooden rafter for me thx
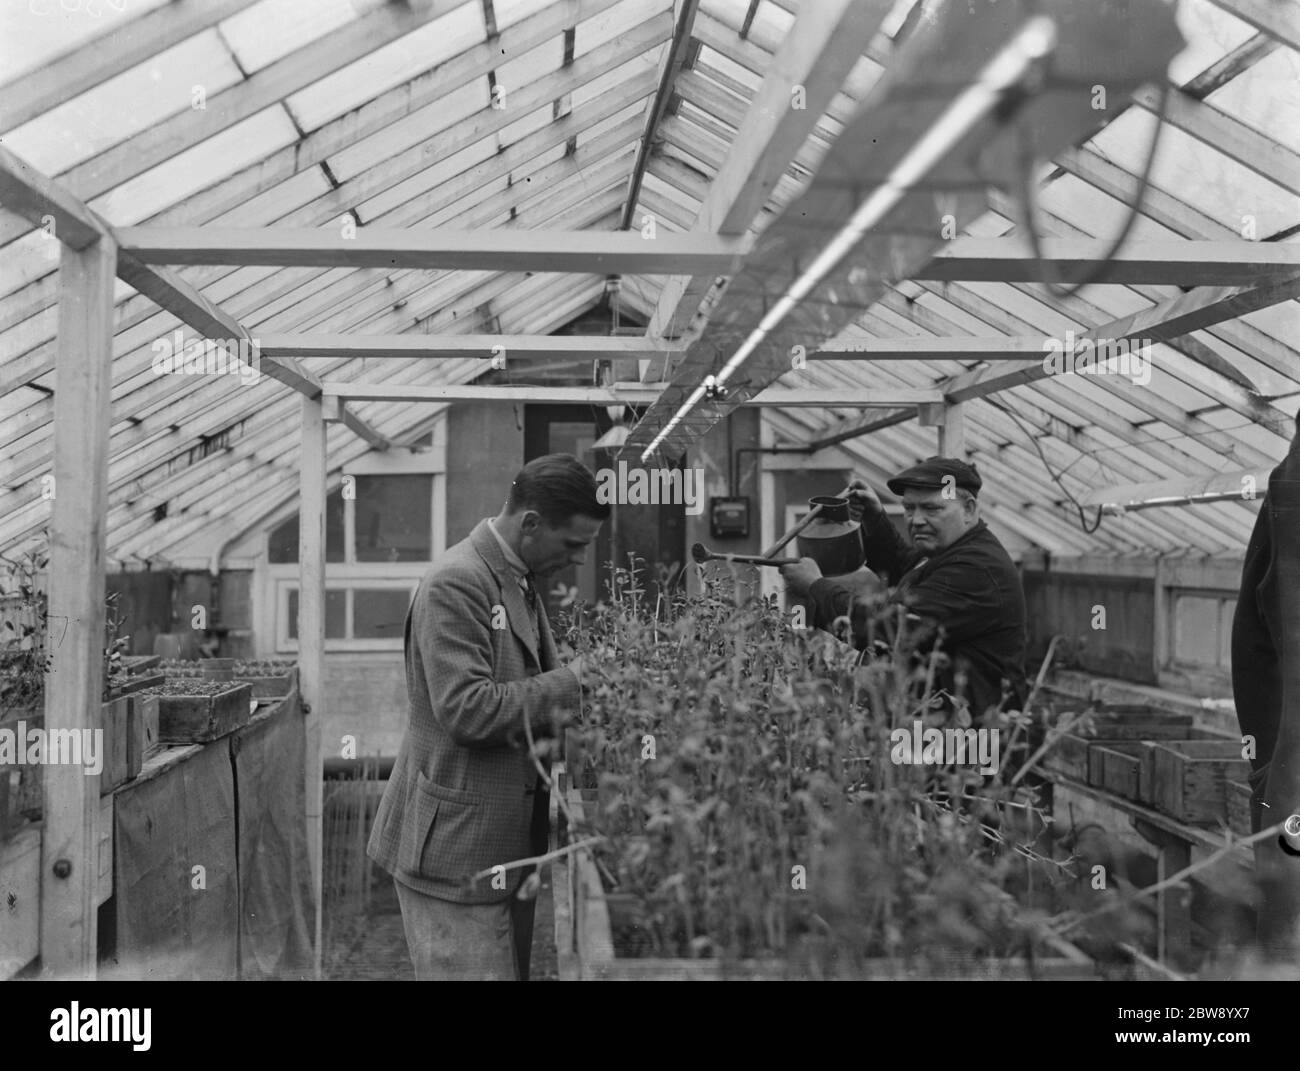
[325,384,942,406]
[116,227,748,274]
[260,334,682,360]
[626,0,1185,463]
[940,273,1300,411]
[0,146,392,452]
[642,0,893,352]
[917,238,1300,287]
[0,0,262,134]
[620,0,702,231]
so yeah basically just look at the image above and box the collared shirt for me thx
[488,518,539,636]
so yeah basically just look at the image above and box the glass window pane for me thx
[287,588,347,640]
[354,476,431,562]
[353,589,413,640]
[268,490,345,563]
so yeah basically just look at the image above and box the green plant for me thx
[0,547,51,718]
[102,590,131,702]
[549,557,1143,976]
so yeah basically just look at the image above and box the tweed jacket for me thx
[367,519,580,903]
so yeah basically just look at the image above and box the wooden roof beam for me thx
[643,0,893,350]
[0,0,261,134]
[325,384,941,406]
[117,227,748,274]
[260,334,683,360]
[620,0,703,231]
[918,237,1300,287]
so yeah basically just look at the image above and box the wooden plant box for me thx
[1149,740,1252,825]
[233,666,298,698]
[100,695,141,795]
[1041,733,1091,781]
[552,772,1098,981]
[157,684,253,744]
[110,673,165,698]
[131,693,161,763]
[1077,710,1194,740]
[1226,780,1253,837]
[1087,741,1154,804]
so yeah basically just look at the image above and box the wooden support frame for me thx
[918,238,1300,286]
[0,145,391,453]
[298,397,327,980]
[39,235,117,979]
[941,271,1300,406]
[259,334,683,361]
[643,0,893,354]
[620,0,702,231]
[116,228,748,275]
[812,336,1048,360]
[323,384,942,406]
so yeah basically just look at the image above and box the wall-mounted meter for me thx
[710,497,749,539]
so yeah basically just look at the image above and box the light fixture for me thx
[640,14,1058,463]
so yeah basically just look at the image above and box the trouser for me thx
[394,876,536,981]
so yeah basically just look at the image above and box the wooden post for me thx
[1151,554,1168,684]
[299,396,327,979]
[40,236,116,979]
[939,403,965,458]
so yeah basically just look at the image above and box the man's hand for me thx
[846,478,884,525]
[780,557,823,598]
[566,654,587,685]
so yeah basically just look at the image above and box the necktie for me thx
[520,572,539,618]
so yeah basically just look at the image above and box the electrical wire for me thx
[1014,79,1173,300]
[989,397,1104,533]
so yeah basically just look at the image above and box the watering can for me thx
[795,495,865,577]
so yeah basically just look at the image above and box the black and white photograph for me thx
[1,0,1298,1043]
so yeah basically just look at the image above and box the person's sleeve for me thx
[859,511,920,584]
[413,568,580,749]
[895,557,1000,644]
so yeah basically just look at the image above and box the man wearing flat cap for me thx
[781,457,1028,719]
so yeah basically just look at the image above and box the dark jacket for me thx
[808,516,1028,718]
[1232,424,1300,825]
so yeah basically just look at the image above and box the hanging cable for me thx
[1014,79,1172,299]
[990,398,1104,533]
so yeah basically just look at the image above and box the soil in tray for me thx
[138,678,244,697]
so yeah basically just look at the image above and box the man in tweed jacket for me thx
[368,454,608,979]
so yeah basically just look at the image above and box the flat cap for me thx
[886,456,982,497]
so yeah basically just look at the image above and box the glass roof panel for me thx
[287,2,486,131]
[219,0,361,75]
[1167,0,1253,84]
[1208,47,1300,155]
[494,0,554,34]
[572,54,657,108]
[0,0,171,86]
[328,78,486,181]
[4,30,242,175]
[92,107,299,226]
[576,0,671,57]
[357,136,499,222]
[496,33,563,95]
[1089,110,1299,238]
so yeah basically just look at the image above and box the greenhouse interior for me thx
[1,0,1299,986]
